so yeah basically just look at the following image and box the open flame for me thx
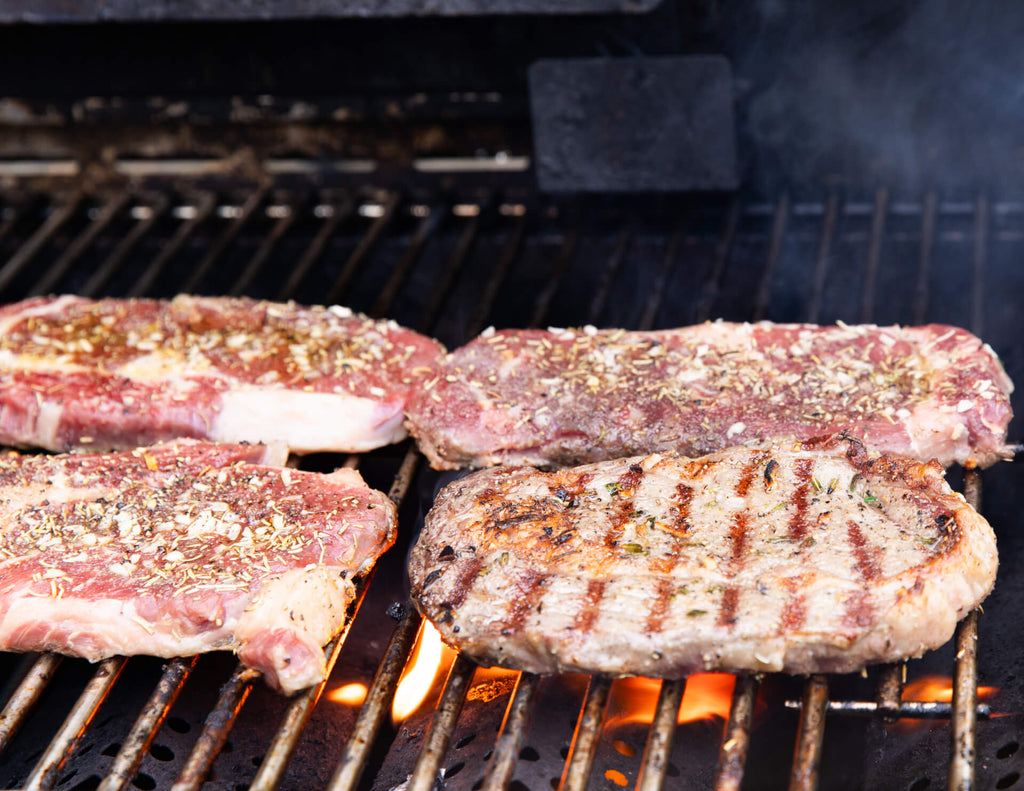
[902,675,999,704]
[607,674,736,727]
[889,674,1002,731]
[391,620,456,722]
[328,682,369,707]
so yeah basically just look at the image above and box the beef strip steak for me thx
[0,439,396,694]
[406,321,1013,469]
[0,294,445,454]
[409,435,997,677]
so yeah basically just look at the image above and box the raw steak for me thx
[409,434,997,676]
[405,322,1014,469]
[0,439,396,694]
[0,295,444,453]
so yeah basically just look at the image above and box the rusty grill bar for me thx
[0,181,1018,791]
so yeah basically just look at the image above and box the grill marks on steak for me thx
[406,322,1014,469]
[0,439,396,694]
[409,435,997,677]
[0,295,444,454]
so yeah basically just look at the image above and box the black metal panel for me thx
[530,56,737,193]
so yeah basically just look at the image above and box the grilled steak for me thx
[406,322,1013,469]
[0,295,444,453]
[409,435,997,676]
[0,439,396,694]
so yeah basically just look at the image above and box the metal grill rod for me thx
[714,674,760,791]
[635,679,686,791]
[0,196,30,249]
[326,609,423,791]
[23,657,126,791]
[638,224,683,331]
[326,192,401,306]
[320,446,424,791]
[0,191,84,294]
[874,664,905,722]
[805,190,838,324]
[588,223,633,322]
[249,596,365,790]
[0,654,63,756]
[784,699,991,720]
[276,197,354,301]
[695,197,740,323]
[559,677,613,791]
[171,665,260,791]
[479,672,541,791]
[181,185,270,294]
[788,675,829,791]
[466,214,525,336]
[28,191,133,297]
[859,187,888,323]
[911,190,937,325]
[419,197,487,330]
[528,226,579,329]
[228,197,301,297]
[370,202,446,319]
[97,656,197,791]
[127,192,217,297]
[950,467,983,791]
[81,194,172,298]
[407,656,477,791]
[752,193,789,321]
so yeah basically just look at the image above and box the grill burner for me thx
[0,179,1020,791]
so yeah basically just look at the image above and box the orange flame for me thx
[608,674,736,727]
[902,675,998,703]
[890,674,1003,731]
[328,682,369,706]
[391,620,456,722]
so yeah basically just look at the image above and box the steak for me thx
[0,295,444,454]
[0,439,396,694]
[409,435,997,676]
[405,321,1014,469]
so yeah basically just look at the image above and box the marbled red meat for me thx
[409,435,997,676]
[0,295,444,453]
[406,321,1013,469]
[0,439,396,694]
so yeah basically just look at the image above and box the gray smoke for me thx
[730,0,1024,191]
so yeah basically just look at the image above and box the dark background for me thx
[1,0,1023,194]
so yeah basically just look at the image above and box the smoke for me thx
[729,0,1024,191]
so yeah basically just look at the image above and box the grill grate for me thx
[0,179,1020,791]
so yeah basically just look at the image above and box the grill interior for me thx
[0,178,1021,791]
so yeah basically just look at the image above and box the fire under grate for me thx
[0,178,1021,791]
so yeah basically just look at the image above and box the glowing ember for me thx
[391,620,456,722]
[902,675,998,703]
[608,674,736,726]
[328,683,369,706]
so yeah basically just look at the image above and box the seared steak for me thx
[0,295,444,453]
[409,435,997,676]
[405,322,1013,469]
[0,439,396,694]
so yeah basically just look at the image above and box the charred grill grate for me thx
[0,178,1020,791]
